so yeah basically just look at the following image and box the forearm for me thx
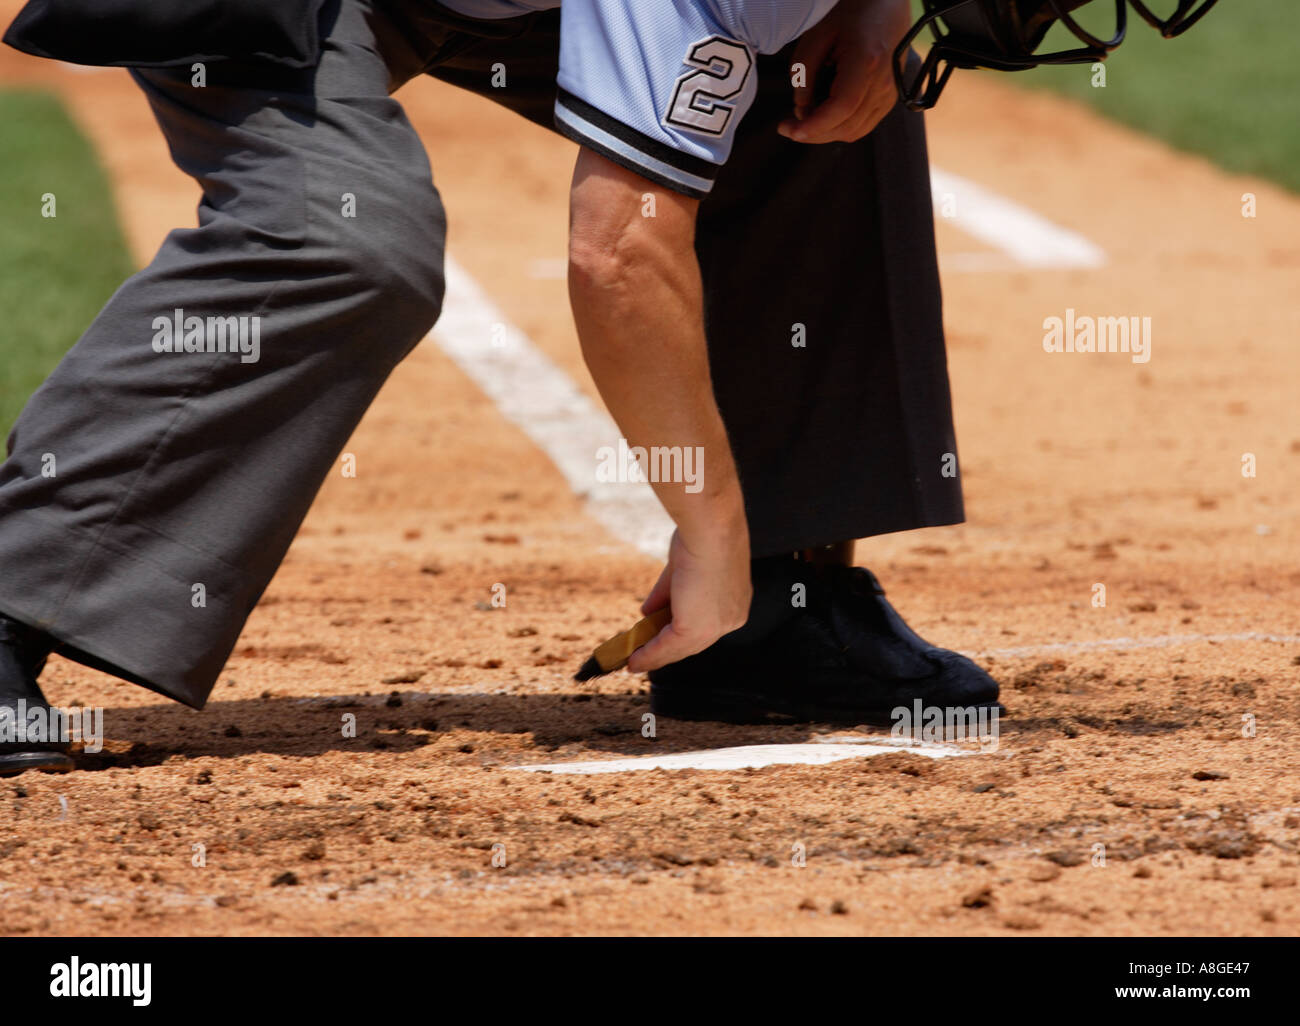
[568,161,746,547]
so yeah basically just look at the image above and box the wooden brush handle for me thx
[594,606,672,672]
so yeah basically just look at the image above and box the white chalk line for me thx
[930,166,1106,270]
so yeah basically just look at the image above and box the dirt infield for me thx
[1,15,1298,936]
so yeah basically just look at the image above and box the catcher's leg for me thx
[0,0,447,749]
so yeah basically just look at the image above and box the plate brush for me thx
[573,607,672,682]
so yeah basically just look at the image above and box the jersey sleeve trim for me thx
[554,88,720,199]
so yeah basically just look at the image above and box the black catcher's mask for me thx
[1128,0,1220,37]
[894,1,1220,111]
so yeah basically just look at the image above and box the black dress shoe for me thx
[649,565,1000,727]
[0,615,74,777]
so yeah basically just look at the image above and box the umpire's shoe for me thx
[0,614,74,777]
[649,563,999,726]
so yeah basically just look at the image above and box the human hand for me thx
[777,0,913,144]
[625,525,751,672]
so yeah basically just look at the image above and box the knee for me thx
[336,177,447,340]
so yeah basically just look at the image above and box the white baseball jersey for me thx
[436,0,839,196]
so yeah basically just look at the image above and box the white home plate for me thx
[512,735,979,775]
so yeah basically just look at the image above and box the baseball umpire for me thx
[0,0,1214,774]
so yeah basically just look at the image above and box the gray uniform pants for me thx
[0,0,961,708]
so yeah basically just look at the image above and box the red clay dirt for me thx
[0,8,1297,936]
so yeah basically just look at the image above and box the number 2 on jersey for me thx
[665,35,753,137]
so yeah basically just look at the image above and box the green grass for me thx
[0,90,135,437]
[1003,1,1300,193]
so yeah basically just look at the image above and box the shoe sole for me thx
[652,684,1005,729]
[0,751,75,777]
